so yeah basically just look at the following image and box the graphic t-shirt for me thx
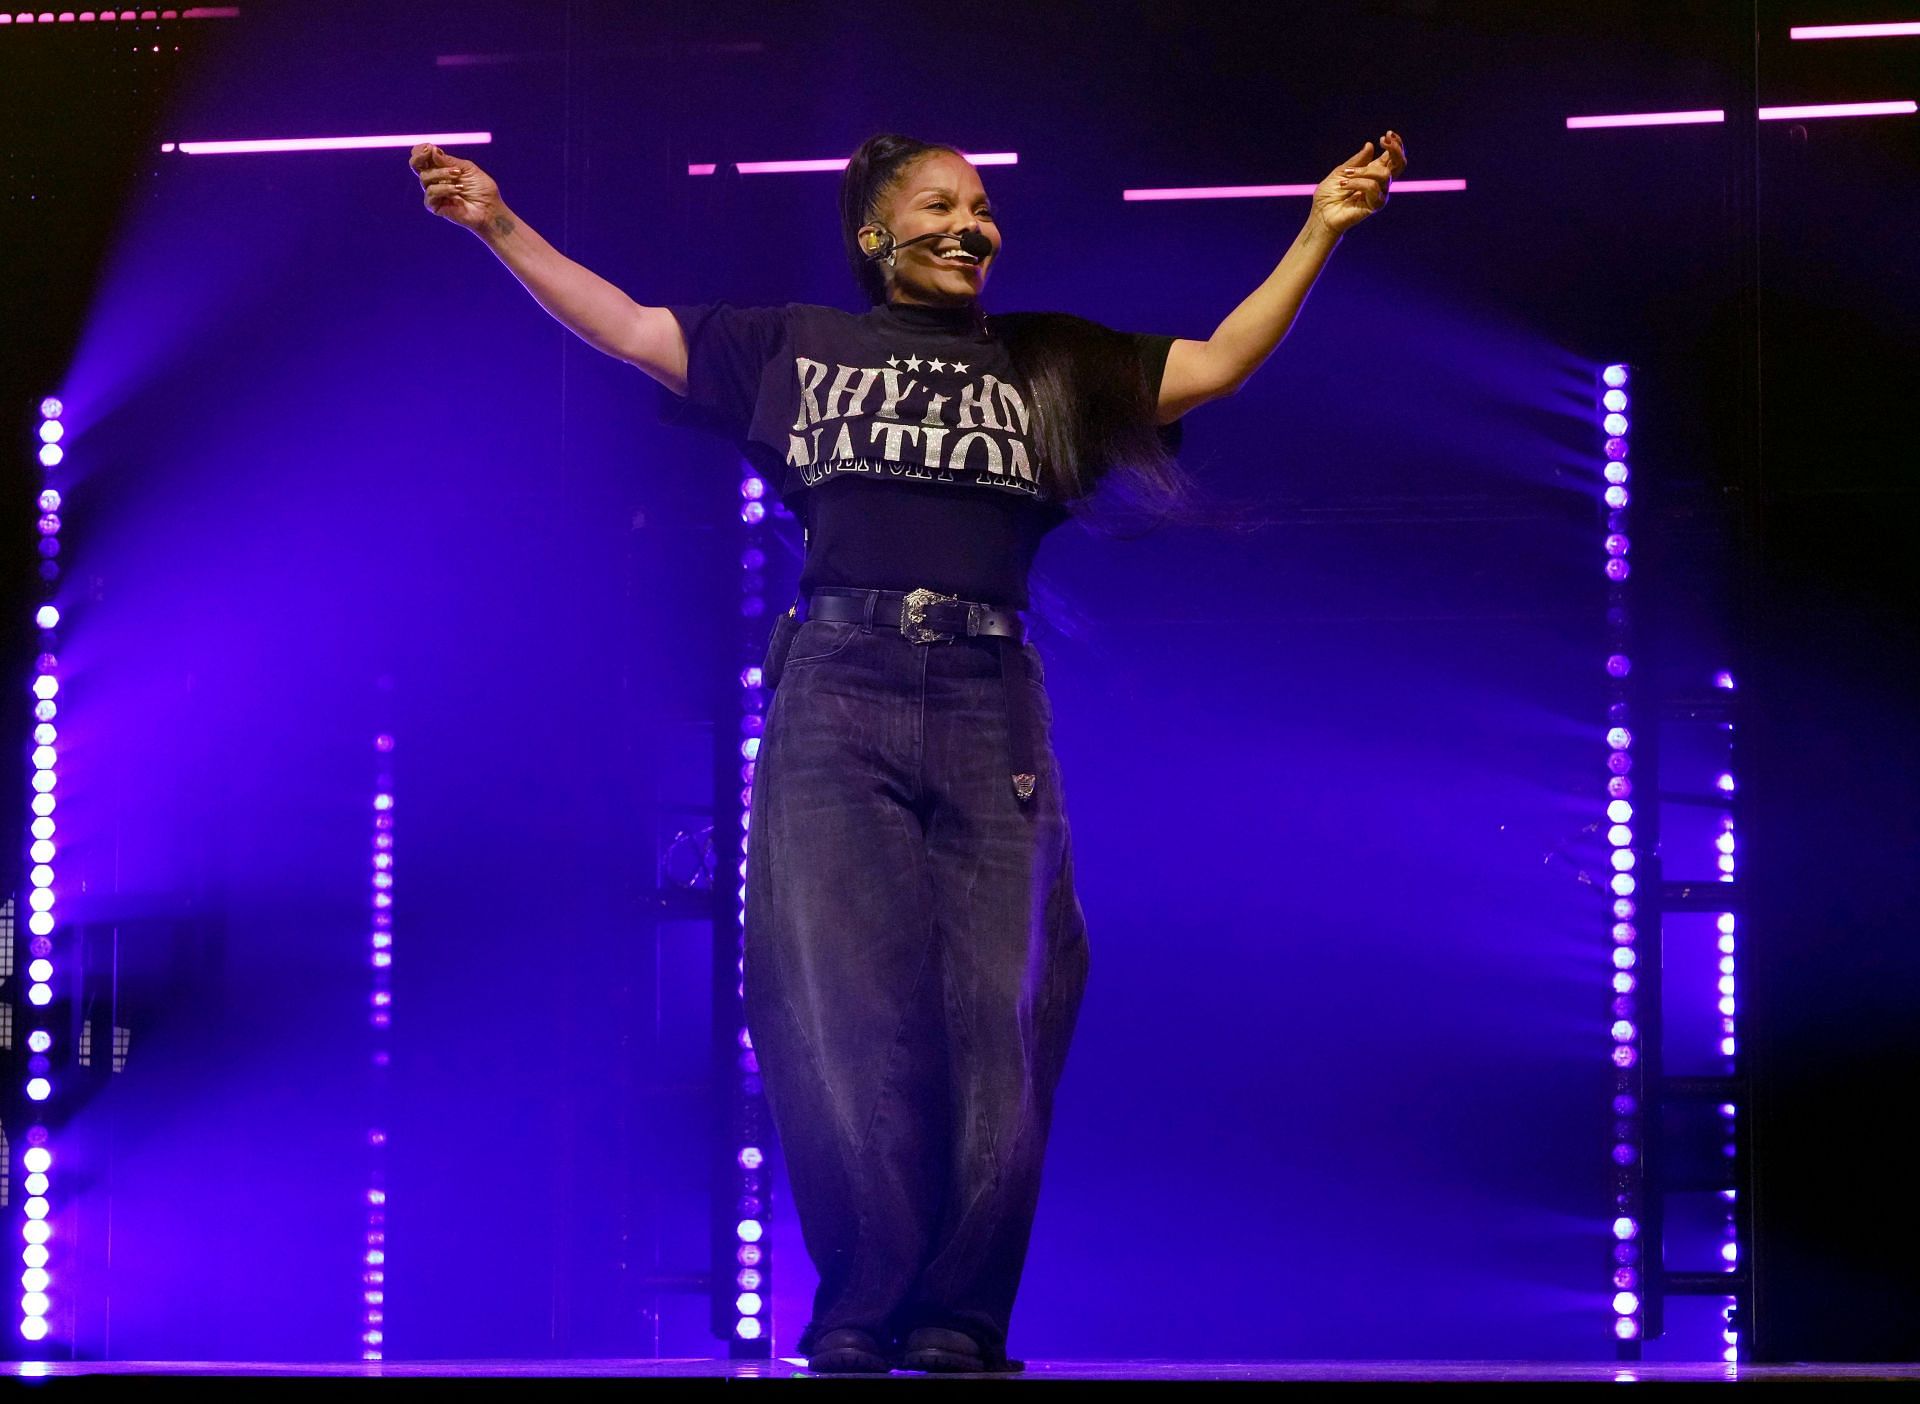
[657,297,1179,610]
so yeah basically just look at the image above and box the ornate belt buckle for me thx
[900,586,959,644]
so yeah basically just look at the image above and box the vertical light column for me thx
[1711,680,1740,1363]
[1596,365,1645,1349]
[728,459,772,1357]
[364,731,395,1360]
[20,396,68,1347]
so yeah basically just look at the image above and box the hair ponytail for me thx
[839,133,960,308]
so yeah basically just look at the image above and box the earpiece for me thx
[859,224,896,265]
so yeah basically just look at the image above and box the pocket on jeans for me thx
[760,610,801,693]
[784,619,862,667]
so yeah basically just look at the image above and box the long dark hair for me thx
[839,133,1256,539]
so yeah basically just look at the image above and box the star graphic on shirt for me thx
[886,355,900,368]
[903,355,922,371]
[950,361,969,373]
[927,358,946,372]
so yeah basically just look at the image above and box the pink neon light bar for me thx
[1757,99,1916,119]
[163,131,492,155]
[1122,178,1466,202]
[1567,110,1725,129]
[1569,100,1914,129]
[1791,22,1920,39]
[689,152,1017,176]
[0,7,239,20]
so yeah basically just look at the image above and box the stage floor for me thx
[8,1359,1920,1382]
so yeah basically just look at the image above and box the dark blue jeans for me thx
[743,602,1089,1365]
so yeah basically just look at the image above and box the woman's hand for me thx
[1310,130,1407,237]
[411,143,504,232]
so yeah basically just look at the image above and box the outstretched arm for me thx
[411,143,690,393]
[1156,130,1407,424]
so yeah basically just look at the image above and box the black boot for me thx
[900,1325,1026,1374]
[805,1326,893,1374]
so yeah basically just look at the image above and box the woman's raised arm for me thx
[410,143,690,394]
[1155,131,1407,423]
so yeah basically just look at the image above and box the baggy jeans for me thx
[743,601,1090,1364]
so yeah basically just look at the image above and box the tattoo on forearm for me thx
[489,213,516,238]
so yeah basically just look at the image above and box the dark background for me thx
[2,0,1915,1364]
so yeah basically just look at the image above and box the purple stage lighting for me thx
[725,455,776,1359]
[1714,737,1743,1326]
[364,729,396,1360]
[1595,364,1645,1352]
[19,395,67,1346]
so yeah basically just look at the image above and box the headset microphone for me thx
[862,226,993,264]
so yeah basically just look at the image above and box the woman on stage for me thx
[412,126,1405,1374]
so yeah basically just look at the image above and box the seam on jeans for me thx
[915,1145,1003,1303]
[851,754,936,1164]
[767,973,876,1315]
[758,688,863,1162]
[784,621,861,668]
[839,787,934,1315]
[852,915,939,1167]
[764,937,864,1154]
[954,809,994,1171]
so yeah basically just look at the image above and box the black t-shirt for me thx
[657,297,1178,610]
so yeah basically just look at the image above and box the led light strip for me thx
[20,396,68,1346]
[161,131,492,156]
[1123,178,1465,201]
[1569,100,1914,128]
[1594,365,1646,1348]
[1712,674,1740,1363]
[0,8,240,24]
[1791,21,1920,39]
[364,731,395,1360]
[731,462,772,1354]
[689,152,1017,176]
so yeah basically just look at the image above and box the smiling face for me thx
[862,149,1001,307]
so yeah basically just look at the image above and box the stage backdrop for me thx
[16,0,1911,1365]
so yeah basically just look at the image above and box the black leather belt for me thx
[800,586,1039,803]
